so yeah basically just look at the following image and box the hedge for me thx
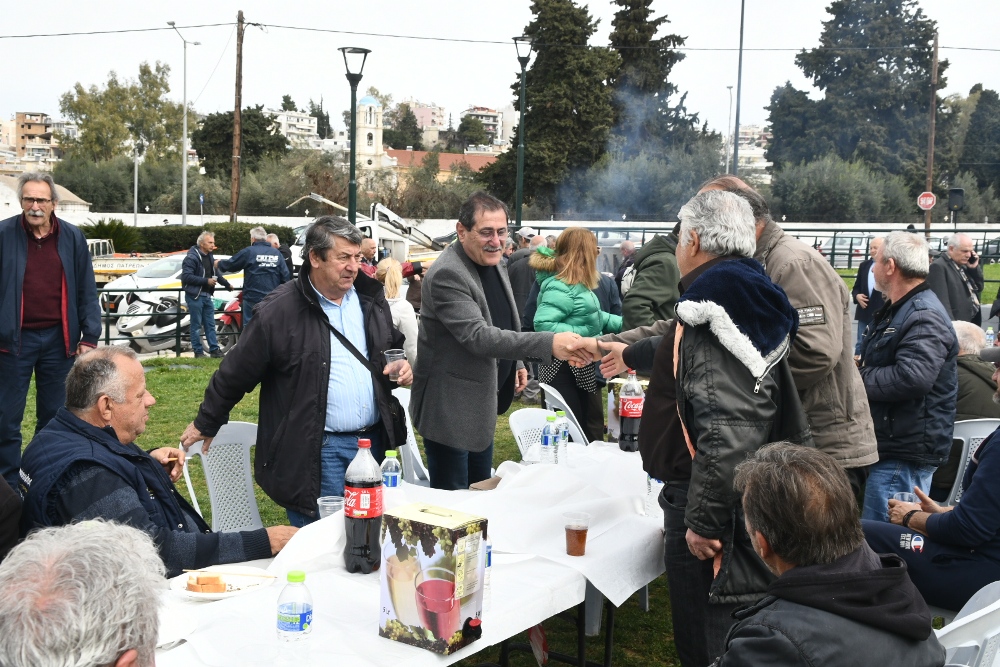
[82,222,299,255]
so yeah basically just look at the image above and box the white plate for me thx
[169,565,277,601]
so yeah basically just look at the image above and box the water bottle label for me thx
[541,432,556,447]
[277,607,313,632]
[344,485,383,518]
[620,396,644,418]
[382,472,400,487]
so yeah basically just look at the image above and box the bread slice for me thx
[186,573,226,593]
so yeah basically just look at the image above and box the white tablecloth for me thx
[157,442,664,666]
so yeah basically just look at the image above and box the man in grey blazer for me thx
[410,192,581,489]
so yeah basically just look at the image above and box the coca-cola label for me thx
[344,485,383,518]
[620,396,644,418]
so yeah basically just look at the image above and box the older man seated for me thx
[18,347,296,576]
[865,345,1000,611]
[714,443,945,667]
[0,521,165,667]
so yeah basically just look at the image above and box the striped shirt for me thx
[310,279,378,432]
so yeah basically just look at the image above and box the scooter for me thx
[216,293,243,354]
[116,293,195,354]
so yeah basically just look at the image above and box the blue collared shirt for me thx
[310,279,377,432]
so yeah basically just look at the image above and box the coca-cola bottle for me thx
[619,369,644,452]
[344,438,383,574]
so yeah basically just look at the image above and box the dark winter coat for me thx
[193,268,404,518]
[927,254,979,322]
[216,240,290,305]
[181,245,232,300]
[505,247,536,319]
[621,232,679,329]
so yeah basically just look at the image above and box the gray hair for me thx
[948,233,972,249]
[65,347,137,414]
[265,233,280,244]
[17,172,59,204]
[250,226,267,241]
[678,190,756,258]
[879,231,929,279]
[734,442,864,567]
[0,520,165,667]
[954,320,986,355]
[302,216,364,262]
[196,231,215,246]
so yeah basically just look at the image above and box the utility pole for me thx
[732,0,746,176]
[230,10,245,223]
[923,33,939,237]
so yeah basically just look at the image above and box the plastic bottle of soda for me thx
[540,416,558,464]
[344,438,383,574]
[276,570,313,641]
[555,411,570,463]
[619,369,644,452]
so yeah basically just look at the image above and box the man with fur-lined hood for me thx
[602,190,813,667]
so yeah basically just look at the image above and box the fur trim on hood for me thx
[528,249,558,275]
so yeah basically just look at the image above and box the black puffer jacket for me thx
[193,267,404,518]
[675,258,813,604]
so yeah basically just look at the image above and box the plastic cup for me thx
[317,496,344,518]
[892,492,918,504]
[564,511,591,557]
[383,349,406,381]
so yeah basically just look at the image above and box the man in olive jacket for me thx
[620,229,680,329]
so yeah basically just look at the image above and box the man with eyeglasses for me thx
[0,172,100,492]
[180,217,412,526]
[411,191,582,489]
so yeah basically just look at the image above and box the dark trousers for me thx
[424,438,493,490]
[0,327,75,489]
[864,519,1000,612]
[546,363,602,442]
[661,482,740,667]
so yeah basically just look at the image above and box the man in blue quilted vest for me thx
[17,346,296,576]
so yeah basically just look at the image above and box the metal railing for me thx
[98,286,240,357]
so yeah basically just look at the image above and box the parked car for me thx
[815,235,873,268]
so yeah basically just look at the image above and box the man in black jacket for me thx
[180,231,232,358]
[927,233,981,324]
[852,236,885,357]
[714,443,946,667]
[180,217,412,526]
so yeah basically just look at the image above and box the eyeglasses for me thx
[474,227,509,241]
[335,253,364,263]
[21,197,52,205]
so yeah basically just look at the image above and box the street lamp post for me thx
[725,85,734,174]
[339,47,371,225]
[513,36,533,229]
[168,22,200,225]
[731,0,746,176]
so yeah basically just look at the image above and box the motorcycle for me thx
[115,292,195,354]
[216,293,243,354]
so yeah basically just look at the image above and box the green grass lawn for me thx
[838,263,1000,303]
[19,359,680,666]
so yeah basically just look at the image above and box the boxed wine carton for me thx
[379,502,488,654]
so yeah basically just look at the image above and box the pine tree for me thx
[959,89,1000,192]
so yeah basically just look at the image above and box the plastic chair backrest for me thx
[508,408,558,461]
[538,383,589,444]
[182,421,263,533]
[935,585,1000,666]
[947,420,1000,506]
[392,387,430,486]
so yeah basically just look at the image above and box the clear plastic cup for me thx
[317,496,344,518]
[563,511,591,557]
[892,492,918,504]
[383,349,406,381]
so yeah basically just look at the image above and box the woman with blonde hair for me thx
[529,228,621,440]
[376,257,418,367]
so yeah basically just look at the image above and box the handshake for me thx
[551,333,629,379]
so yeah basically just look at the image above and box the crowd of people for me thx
[1,169,998,666]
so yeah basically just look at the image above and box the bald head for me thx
[529,235,546,250]
[698,175,771,231]
[620,240,635,258]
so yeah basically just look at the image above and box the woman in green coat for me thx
[530,228,622,440]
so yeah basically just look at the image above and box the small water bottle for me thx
[483,538,492,611]
[277,570,313,641]
[555,410,570,464]
[988,326,996,347]
[381,450,402,488]
[645,475,663,515]
[541,416,557,464]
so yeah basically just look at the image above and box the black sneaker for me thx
[210,350,225,358]
[194,352,207,358]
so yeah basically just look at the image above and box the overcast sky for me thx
[2,1,998,139]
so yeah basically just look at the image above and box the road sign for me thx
[917,191,937,211]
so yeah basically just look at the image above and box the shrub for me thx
[79,218,144,253]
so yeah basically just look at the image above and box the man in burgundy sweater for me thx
[0,172,100,491]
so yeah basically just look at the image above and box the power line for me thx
[0,23,233,39]
[193,23,237,106]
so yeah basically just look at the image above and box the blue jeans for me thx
[186,293,218,355]
[861,458,936,522]
[286,430,382,527]
[424,438,493,490]
[855,320,868,356]
[243,299,257,326]
[0,327,76,489]
[660,482,740,667]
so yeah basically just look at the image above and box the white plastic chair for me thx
[946,419,1000,506]
[935,582,1000,666]
[392,387,431,486]
[182,421,263,533]
[539,382,589,444]
[508,408,558,462]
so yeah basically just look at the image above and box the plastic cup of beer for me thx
[892,492,918,504]
[564,511,591,557]
[317,496,344,518]
[383,349,406,382]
